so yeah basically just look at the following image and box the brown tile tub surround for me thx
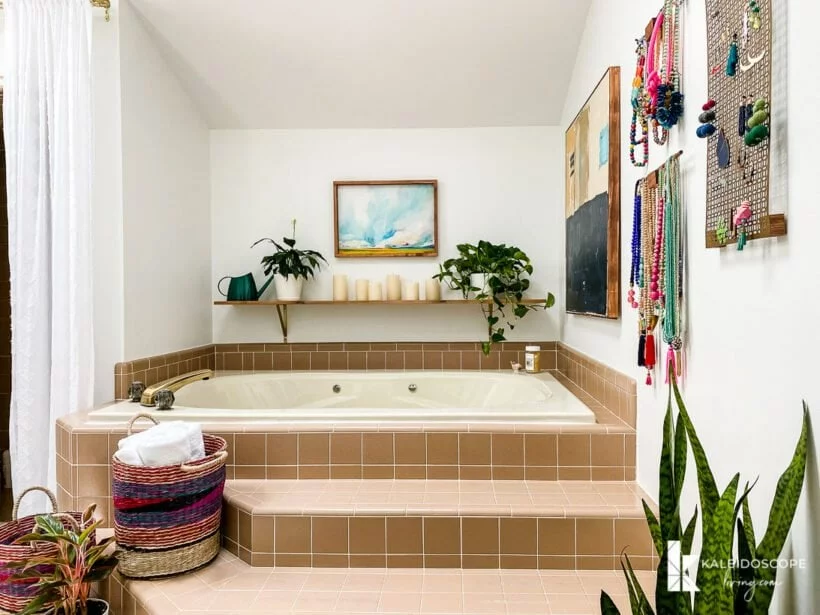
[557,343,637,428]
[113,341,559,399]
[114,345,215,400]
[213,341,558,374]
[56,424,637,522]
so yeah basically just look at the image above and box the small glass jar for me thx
[525,346,541,373]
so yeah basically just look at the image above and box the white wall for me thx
[210,128,563,343]
[91,7,124,403]
[119,0,212,359]
[560,1,819,612]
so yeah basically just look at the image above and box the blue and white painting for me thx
[335,181,438,257]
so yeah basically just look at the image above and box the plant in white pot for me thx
[253,220,327,301]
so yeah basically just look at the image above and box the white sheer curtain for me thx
[4,0,95,516]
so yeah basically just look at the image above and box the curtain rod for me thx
[0,0,111,21]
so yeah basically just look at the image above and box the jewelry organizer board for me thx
[704,0,785,248]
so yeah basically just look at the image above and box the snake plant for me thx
[601,374,809,615]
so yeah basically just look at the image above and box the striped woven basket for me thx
[0,487,89,614]
[113,414,228,579]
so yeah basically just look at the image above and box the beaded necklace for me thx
[661,156,683,381]
[627,181,642,308]
[630,42,649,167]
[645,10,669,145]
[655,0,684,130]
[634,153,685,385]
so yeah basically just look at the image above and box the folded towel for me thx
[115,421,205,467]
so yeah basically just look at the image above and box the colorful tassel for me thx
[665,347,677,384]
[726,38,739,77]
[637,334,646,367]
[644,333,656,369]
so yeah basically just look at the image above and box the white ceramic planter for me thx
[469,273,490,296]
[274,275,304,301]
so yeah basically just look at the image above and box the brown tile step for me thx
[224,479,650,518]
[106,549,657,614]
[222,480,658,571]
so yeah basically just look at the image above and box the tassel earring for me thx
[726,34,739,77]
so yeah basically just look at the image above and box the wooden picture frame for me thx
[564,67,621,319]
[333,180,439,257]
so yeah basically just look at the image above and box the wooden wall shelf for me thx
[213,298,548,341]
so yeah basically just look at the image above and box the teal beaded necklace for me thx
[661,156,683,378]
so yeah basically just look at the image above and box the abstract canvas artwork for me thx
[334,180,438,257]
[565,67,621,318]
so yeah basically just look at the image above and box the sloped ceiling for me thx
[129,0,591,129]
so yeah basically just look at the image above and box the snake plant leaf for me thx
[735,519,755,613]
[747,404,809,613]
[621,554,656,615]
[741,484,756,560]
[659,392,679,542]
[673,378,719,516]
[693,474,741,615]
[682,507,698,554]
[642,499,663,556]
[674,410,688,503]
[600,591,622,615]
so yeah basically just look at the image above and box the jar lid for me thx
[525,346,541,352]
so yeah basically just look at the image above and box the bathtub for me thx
[89,371,595,424]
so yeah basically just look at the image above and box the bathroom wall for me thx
[210,127,563,343]
[91,6,125,404]
[560,1,819,611]
[118,0,212,359]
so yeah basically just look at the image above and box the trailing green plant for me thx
[601,372,809,615]
[252,219,327,280]
[10,505,119,615]
[433,241,555,354]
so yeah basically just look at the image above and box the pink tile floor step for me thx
[222,480,658,570]
[108,550,658,614]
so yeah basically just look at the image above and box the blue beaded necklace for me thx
[628,182,642,299]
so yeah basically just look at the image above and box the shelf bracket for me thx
[274,304,289,342]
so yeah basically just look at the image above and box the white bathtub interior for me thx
[90,372,596,424]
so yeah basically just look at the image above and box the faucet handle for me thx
[127,381,146,402]
[154,389,175,411]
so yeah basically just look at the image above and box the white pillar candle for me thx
[369,281,383,301]
[355,279,370,301]
[425,279,441,301]
[403,281,419,301]
[386,274,402,301]
[332,274,349,301]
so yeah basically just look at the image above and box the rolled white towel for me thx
[116,421,205,467]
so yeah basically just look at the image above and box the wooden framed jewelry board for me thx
[704,0,785,248]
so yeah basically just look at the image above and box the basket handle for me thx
[127,413,159,436]
[12,486,58,520]
[180,450,228,473]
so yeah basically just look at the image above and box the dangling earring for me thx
[748,0,761,30]
[726,34,739,77]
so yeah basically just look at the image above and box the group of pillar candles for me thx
[332,273,442,302]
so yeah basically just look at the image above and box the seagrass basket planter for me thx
[112,415,228,579]
[0,487,91,614]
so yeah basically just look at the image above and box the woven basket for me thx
[113,414,227,578]
[0,487,89,614]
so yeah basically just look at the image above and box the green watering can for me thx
[217,273,274,301]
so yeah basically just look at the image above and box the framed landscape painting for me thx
[565,67,621,318]
[334,180,438,257]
